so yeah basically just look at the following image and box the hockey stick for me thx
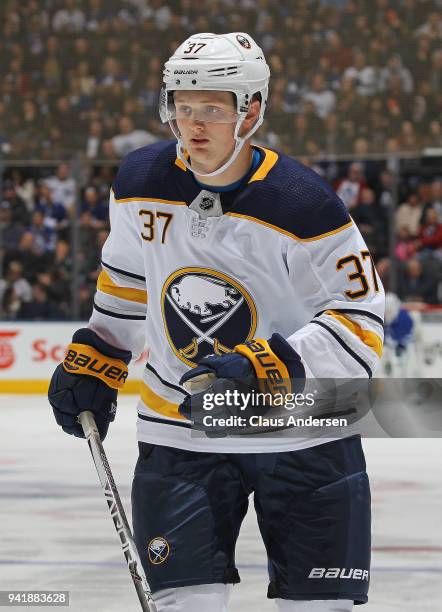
[182,372,216,394]
[78,411,157,612]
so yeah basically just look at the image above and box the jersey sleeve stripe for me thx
[97,270,148,304]
[94,295,146,317]
[145,362,187,396]
[139,381,185,420]
[324,310,383,358]
[138,412,191,429]
[93,302,146,320]
[315,308,384,326]
[225,212,353,242]
[311,320,373,378]
[101,259,146,282]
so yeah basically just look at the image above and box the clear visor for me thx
[159,89,240,124]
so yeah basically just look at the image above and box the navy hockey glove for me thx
[48,328,131,440]
[179,333,305,423]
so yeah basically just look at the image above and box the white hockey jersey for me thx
[88,141,385,452]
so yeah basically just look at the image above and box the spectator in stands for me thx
[322,112,340,154]
[343,50,377,97]
[425,179,442,221]
[335,76,364,124]
[35,183,69,234]
[415,208,442,259]
[81,186,108,229]
[322,30,352,71]
[44,164,76,211]
[375,257,391,292]
[52,0,85,33]
[49,239,72,309]
[397,257,438,304]
[0,260,32,312]
[303,74,336,119]
[0,201,25,258]
[430,49,442,95]
[395,227,416,262]
[335,162,367,210]
[21,210,57,255]
[398,120,421,152]
[375,169,394,213]
[107,116,156,157]
[351,187,383,256]
[395,191,424,237]
[139,74,162,118]
[383,75,412,138]
[17,282,64,320]
[83,228,109,287]
[283,58,305,113]
[85,119,104,159]
[426,119,442,148]
[97,56,131,91]
[2,180,30,226]
[0,286,21,319]
[76,59,96,97]
[379,54,414,94]
[78,283,94,320]
[415,10,442,40]
[8,170,35,212]
[353,137,370,157]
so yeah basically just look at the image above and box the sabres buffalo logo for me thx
[148,537,170,565]
[236,34,251,49]
[161,267,257,367]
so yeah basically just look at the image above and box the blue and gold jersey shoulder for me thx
[229,147,351,241]
[112,141,350,242]
[112,140,200,203]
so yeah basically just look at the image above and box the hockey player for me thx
[381,292,420,378]
[49,33,384,611]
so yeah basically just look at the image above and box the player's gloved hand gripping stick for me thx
[180,333,306,428]
[48,329,157,611]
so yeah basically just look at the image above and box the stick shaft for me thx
[78,411,156,612]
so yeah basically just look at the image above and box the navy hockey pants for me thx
[132,435,370,604]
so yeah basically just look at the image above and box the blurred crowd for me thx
[0,0,441,159]
[0,0,441,320]
[0,163,113,320]
[1,159,441,320]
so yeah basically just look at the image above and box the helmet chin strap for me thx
[171,114,263,178]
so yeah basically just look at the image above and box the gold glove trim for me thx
[234,338,291,395]
[62,343,128,390]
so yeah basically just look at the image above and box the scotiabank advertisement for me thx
[0,323,147,393]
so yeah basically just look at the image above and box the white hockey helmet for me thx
[159,32,270,177]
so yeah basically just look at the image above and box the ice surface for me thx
[0,395,441,611]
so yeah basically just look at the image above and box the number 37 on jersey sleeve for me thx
[337,250,380,300]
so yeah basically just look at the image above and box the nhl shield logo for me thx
[148,537,170,565]
[199,196,214,211]
[161,267,257,367]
